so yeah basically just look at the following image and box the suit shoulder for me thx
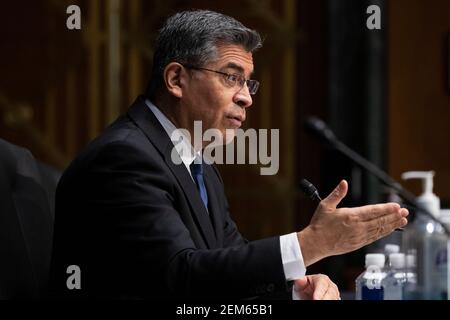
[62,118,162,177]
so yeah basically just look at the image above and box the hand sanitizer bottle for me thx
[401,171,447,299]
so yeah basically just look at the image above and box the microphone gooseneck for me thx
[303,116,449,235]
[304,116,337,146]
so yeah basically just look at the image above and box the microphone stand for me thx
[305,117,450,236]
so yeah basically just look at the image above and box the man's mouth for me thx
[227,114,244,128]
[227,114,245,128]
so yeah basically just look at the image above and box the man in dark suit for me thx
[0,139,57,299]
[49,10,408,299]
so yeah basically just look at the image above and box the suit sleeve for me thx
[79,141,289,299]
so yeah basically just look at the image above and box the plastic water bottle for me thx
[384,244,400,269]
[355,254,386,300]
[403,252,418,300]
[383,253,406,300]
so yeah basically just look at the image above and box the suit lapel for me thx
[203,165,224,247]
[127,96,217,249]
[163,148,217,249]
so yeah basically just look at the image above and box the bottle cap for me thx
[365,253,385,268]
[406,254,416,268]
[384,244,400,255]
[389,253,405,268]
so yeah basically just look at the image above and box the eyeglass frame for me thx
[181,64,260,95]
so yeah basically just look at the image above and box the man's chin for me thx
[224,128,237,145]
[202,128,235,149]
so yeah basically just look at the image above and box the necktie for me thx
[190,161,209,210]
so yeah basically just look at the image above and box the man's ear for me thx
[163,62,185,98]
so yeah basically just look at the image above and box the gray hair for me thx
[146,10,262,99]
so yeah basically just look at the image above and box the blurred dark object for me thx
[0,138,60,299]
[447,32,450,93]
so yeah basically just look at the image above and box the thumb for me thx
[294,276,309,292]
[321,180,348,209]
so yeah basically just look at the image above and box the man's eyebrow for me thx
[222,62,254,77]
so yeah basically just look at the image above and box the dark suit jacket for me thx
[50,96,290,299]
[0,139,58,299]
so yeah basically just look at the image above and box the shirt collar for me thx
[144,99,200,169]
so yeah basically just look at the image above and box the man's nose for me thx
[233,83,253,108]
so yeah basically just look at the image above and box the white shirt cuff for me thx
[279,233,306,300]
[280,232,306,280]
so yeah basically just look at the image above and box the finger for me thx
[295,278,316,300]
[366,217,408,243]
[379,217,408,235]
[294,276,309,292]
[365,211,404,232]
[400,207,409,218]
[321,180,348,209]
[356,203,401,222]
[312,278,329,300]
[322,284,340,300]
[294,277,315,299]
[333,283,341,300]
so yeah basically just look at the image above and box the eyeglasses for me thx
[182,64,260,95]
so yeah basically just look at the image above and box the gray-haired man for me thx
[50,10,407,300]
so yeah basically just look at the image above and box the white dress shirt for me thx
[145,99,306,299]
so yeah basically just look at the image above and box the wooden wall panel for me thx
[388,0,450,203]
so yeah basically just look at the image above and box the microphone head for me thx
[304,116,337,146]
[300,179,319,200]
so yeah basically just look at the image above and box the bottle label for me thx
[362,286,384,300]
[434,246,448,299]
[365,265,383,289]
[361,265,385,300]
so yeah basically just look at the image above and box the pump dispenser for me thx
[401,170,447,299]
[401,171,440,218]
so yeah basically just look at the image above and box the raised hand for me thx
[298,180,408,266]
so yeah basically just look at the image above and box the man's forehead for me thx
[214,44,254,74]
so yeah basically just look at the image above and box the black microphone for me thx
[303,116,447,234]
[304,116,337,146]
[300,179,322,203]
